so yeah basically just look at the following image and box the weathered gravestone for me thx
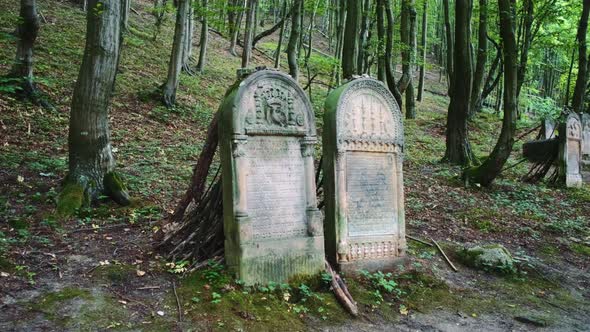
[559,113,583,188]
[544,118,556,139]
[219,69,324,285]
[323,77,406,272]
[581,113,590,182]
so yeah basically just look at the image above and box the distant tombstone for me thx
[559,113,583,188]
[544,118,556,139]
[219,68,324,285]
[323,77,406,272]
[582,114,590,158]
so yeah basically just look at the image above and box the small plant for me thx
[203,260,223,284]
[360,270,403,304]
[211,291,222,304]
[166,260,189,274]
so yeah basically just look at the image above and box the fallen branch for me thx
[172,282,183,322]
[431,238,458,272]
[325,260,358,317]
[406,235,434,247]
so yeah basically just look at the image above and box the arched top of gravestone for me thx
[324,77,403,150]
[566,113,582,140]
[220,69,316,137]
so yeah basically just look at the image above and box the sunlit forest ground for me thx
[0,1,589,330]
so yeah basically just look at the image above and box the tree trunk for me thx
[342,0,360,79]
[469,0,487,117]
[403,0,417,119]
[572,0,590,114]
[10,0,50,108]
[565,47,576,107]
[417,0,428,102]
[59,0,129,217]
[287,0,302,80]
[376,0,386,83]
[229,0,245,56]
[162,0,190,107]
[122,0,131,32]
[464,0,518,186]
[274,0,287,68]
[197,0,208,73]
[442,0,453,93]
[182,3,195,74]
[384,0,403,108]
[516,0,533,98]
[358,0,371,74]
[443,0,475,165]
[241,0,257,67]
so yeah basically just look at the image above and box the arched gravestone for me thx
[559,113,583,188]
[323,77,406,272]
[219,69,324,285]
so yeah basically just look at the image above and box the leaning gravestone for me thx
[323,77,406,272]
[582,113,590,182]
[219,68,324,285]
[559,113,583,188]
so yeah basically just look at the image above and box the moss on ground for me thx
[92,264,136,284]
[569,243,590,256]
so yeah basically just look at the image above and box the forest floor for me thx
[1,1,589,331]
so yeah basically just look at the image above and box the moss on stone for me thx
[458,244,516,274]
[56,181,87,218]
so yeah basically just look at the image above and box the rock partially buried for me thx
[459,244,515,274]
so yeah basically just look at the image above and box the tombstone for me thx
[323,77,406,273]
[544,118,556,139]
[581,113,590,182]
[559,113,583,188]
[219,68,324,285]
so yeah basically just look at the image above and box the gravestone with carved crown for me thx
[219,68,324,285]
[581,113,590,182]
[559,113,583,188]
[322,77,406,273]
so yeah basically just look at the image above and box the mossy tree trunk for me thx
[196,0,208,73]
[463,0,518,186]
[443,0,475,165]
[286,0,302,80]
[60,0,130,217]
[572,0,590,114]
[9,0,51,109]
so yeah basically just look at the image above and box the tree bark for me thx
[403,0,417,119]
[572,0,590,114]
[9,0,51,108]
[516,0,533,98]
[196,0,208,73]
[443,0,475,165]
[442,0,453,93]
[357,0,371,74]
[162,0,190,107]
[376,0,387,83]
[182,3,195,74]
[229,0,245,56]
[417,0,428,102]
[60,0,129,217]
[252,7,291,47]
[469,0,487,117]
[287,0,302,80]
[384,0,403,108]
[241,0,257,67]
[274,0,287,68]
[464,0,518,186]
[342,0,360,79]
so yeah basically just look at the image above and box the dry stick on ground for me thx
[172,281,183,322]
[406,235,434,247]
[431,238,458,272]
[325,260,359,317]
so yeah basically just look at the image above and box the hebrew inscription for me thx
[346,152,397,237]
[245,136,307,239]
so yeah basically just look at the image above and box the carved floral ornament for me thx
[245,83,306,131]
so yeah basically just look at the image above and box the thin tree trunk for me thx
[60,0,129,217]
[384,0,403,108]
[376,0,387,83]
[122,0,131,31]
[565,47,576,107]
[442,0,453,94]
[443,0,475,165]
[358,0,371,74]
[229,0,245,56]
[469,0,487,117]
[404,1,417,119]
[572,0,590,114]
[342,0,360,79]
[417,0,428,102]
[196,0,208,73]
[241,0,257,67]
[274,0,287,68]
[516,0,533,98]
[182,3,194,74]
[287,0,302,80]
[162,0,190,107]
[464,0,518,186]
